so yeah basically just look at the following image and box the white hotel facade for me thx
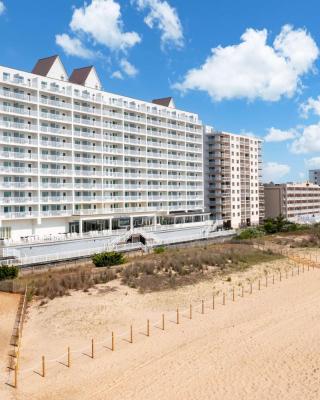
[0,56,206,242]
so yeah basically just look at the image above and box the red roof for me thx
[32,55,59,77]
[152,97,173,107]
[69,66,94,85]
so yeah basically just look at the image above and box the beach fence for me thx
[9,246,319,390]
[9,285,28,388]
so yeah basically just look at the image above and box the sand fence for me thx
[9,247,319,390]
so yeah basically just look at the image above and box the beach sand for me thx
[3,255,320,400]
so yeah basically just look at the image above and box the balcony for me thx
[1,151,37,161]
[0,89,37,103]
[40,169,72,176]
[3,197,39,204]
[40,112,72,123]
[0,182,38,189]
[1,211,38,219]
[40,126,72,136]
[0,120,37,131]
[40,154,73,163]
[41,196,73,203]
[40,98,72,109]
[0,166,38,175]
[40,140,72,149]
[0,105,37,117]
[0,136,38,146]
[74,117,101,127]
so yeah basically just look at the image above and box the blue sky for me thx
[1,0,320,183]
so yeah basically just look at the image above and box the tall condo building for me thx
[309,169,320,185]
[204,128,263,228]
[0,56,206,240]
[264,182,320,220]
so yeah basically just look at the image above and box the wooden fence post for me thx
[91,338,94,359]
[147,319,150,336]
[42,355,46,378]
[212,294,215,310]
[130,325,133,343]
[176,308,180,324]
[190,304,192,319]
[223,292,226,305]
[68,346,71,368]
[162,314,165,331]
[273,275,275,285]
[14,365,18,389]
[232,287,235,302]
[201,300,204,314]
[280,271,282,282]
[258,280,261,291]
[265,275,268,288]
[111,332,115,351]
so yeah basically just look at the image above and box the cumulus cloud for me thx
[70,0,141,52]
[112,59,138,79]
[263,162,291,182]
[173,25,319,102]
[290,123,320,154]
[55,34,95,59]
[135,0,183,48]
[120,58,138,76]
[111,70,124,80]
[300,96,320,118]
[0,2,5,15]
[264,127,296,142]
[56,0,141,60]
[305,157,320,168]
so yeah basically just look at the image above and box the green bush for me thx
[154,246,165,254]
[0,265,19,281]
[92,251,125,268]
[237,228,265,240]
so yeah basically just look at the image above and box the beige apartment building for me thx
[264,182,320,220]
[205,128,264,228]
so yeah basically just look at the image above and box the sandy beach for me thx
[2,255,320,400]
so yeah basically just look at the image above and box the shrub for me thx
[237,228,265,240]
[154,246,165,254]
[92,251,125,268]
[0,265,19,281]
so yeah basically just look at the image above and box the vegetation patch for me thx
[92,251,125,268]
[0,265,19,281]
[121,243,282,293]
[12,267,116,300]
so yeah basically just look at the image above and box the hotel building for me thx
[264,182,320,220]
[0,55,206,241]
[205,128,263,228]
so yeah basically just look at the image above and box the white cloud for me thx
[173,25,319,102]
[263,162,291,182]
[111,71,124,79]
[120,58,138,76]
[135,0,183,48]
[298,172,306,179]
[0,2,5,15]
[55,34,95,59]
[305,157,320,169]
[264,127,296,142]
[290,123,320,154]
[300,96,320,118]
[70,0,141,52]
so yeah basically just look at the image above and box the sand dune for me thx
[3,258,320,400]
